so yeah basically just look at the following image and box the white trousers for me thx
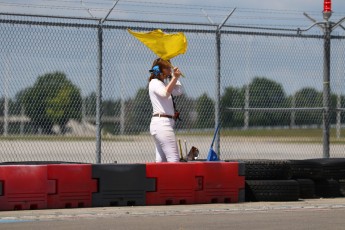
[150,117,179,162]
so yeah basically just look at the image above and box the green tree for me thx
[249,77,289,126]
[221,86,244,127]
[103,99,121,117]
[102,99,121,135]
[13,89,28,115]
[174,94,195,129]
[0,98,16,116]
[294,88,322,125]
[330,93,342,124]
[23,71,82,134]
[127,88,151,134]
[84,92,97,117]
[0,97,16,134]
[337,95,345,124]
[195,93,214,128]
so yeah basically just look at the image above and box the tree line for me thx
[1,72,344,135]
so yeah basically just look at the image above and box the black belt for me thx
[153,114,174,119]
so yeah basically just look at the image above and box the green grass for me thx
[178,128,326,137]
[179,128,345,144]
[1,128,345,144]
[221,128,324,137]
[220,128,345,144]
[0,135,135,142]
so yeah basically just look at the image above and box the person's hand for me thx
[173,67,181,78]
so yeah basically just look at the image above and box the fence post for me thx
[244,85,250,130]
[3,58,9,137]
[215,8,236,158]
[290,95,296,128]
[215,29,221,156]
[95,0,119,163]
[96,22,103,163]
[336,94,341,139]
[322,20,331,158]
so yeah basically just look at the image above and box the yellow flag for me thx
[128,29,187,60]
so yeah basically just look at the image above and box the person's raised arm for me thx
[165,67,181,94]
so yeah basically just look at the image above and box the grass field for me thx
[220,128,345,144]
[221,128,334,137]
[0,128,344,144]
[0,135,135,142]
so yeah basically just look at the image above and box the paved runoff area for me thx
[0,198,345,230]
[1,136,345,163]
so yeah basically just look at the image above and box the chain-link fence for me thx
[0,12,345,163]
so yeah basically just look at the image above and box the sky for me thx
[1,0,345,100]
[2,1,345,33]
[2,0,345,22]
[180,0,345,12]
[205,0,345,12]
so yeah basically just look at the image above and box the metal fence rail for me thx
[0,12,345,163]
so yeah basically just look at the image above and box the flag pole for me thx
[162,59,185,77]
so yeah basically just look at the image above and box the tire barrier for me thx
[296,179,315,199]
[339,179,345,197]
[307,158,345,180]
[240,158,345,201]
[1,159,344,210]
[92,164,155,207]
[290,159,345,199]
[229,159,291,180]
[146,162,245,205]
[314,179,341,198]
[245,180,300,202]
[289,160,323,180]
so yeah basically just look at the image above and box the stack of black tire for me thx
[241,159,299,202]
[232,158,345,202]
[290,158,345,199]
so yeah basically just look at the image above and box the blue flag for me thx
[207,148,219,161]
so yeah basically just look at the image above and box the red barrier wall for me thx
[0,165,50,211]
[0,161,245,210]
[146,162,245,205]
[47,164,97,209]
[194,162,245,203]
[146,163,197,205]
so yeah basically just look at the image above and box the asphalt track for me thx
[1,137,344,229]
[1,136,345,163]
[1,198,345,230]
